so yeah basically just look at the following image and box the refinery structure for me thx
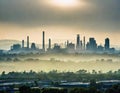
[0,31,116,54]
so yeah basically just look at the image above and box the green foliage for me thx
[69,88,88,93]
[0,69,120,82]
[41,88,67,93]
[19,85,31,93]
[90,79,97,87]
[105,84,120,93]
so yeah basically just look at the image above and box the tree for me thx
[19,85,31,93]
[92,70,97,74]
[90,79,97,88]
[1,71,6,76]
[89,87,97,93]
[31,88,41,93]
[77,69,87,74]
[69,88,88,93]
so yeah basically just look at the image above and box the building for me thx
[52,43,61,53]
[76,34,81,51]
[104,38,110,51]
[66,42,75,53]
[11,44,21,51]
[97,45,104,52]
[31,43,36,50]
[86,38,97,51]
[83,36,86,50]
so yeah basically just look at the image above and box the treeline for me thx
[0,69,120,81]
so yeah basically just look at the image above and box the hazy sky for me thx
[0,0,120,47]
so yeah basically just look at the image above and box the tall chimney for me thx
[42,31,45,50]
[22,40,24,48]
[27,36,29,49]
[83,36,86,50]
[48,38,51,49]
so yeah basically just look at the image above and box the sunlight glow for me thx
[49,0,79,8]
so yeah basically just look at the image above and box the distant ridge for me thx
[0,39,21,50]
[0,39,41,50]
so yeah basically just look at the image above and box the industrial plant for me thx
[1,31,115,54]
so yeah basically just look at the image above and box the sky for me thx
[0,0,120,48]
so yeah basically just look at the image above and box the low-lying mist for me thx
[0,54,120,73]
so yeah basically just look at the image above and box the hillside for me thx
[0,39,21,50]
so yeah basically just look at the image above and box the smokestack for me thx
[27,36,29,49]
[22,40,24,48]
[83,36,86,50]
[67,40,69,47]
[42,31,45,50]
[80,40,82,50]
[48,38,51,49]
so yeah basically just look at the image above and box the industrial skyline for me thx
[0,31,115,55]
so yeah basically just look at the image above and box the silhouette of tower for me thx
[80,40,82,50]
[76,34,80,50]
[27,36,29,49]
[83,36,86,50]
[104,38,110,50]
[42,31,45,50]
[77,34,80,46]
[67,40,69,47]
[48,38,51,49]
[22,40,24,48]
